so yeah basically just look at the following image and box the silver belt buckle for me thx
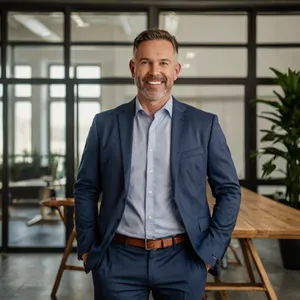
[145,238,150,250]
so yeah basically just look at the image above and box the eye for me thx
[141,61,149,65]
[161,61,168,66]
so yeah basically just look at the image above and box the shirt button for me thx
[149,190,152,194]
[149,149,153,152]
[149,216,152,219]
[149,170,153,173]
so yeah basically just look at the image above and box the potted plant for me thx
[252,67,300,269]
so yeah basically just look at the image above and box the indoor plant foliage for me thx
[253,67,300,209]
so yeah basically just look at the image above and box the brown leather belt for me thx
[112,233,187,250]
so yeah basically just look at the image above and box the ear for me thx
[174,63,181,81]
[129,59,135,78]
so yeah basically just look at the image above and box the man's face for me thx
[129,39,181,102]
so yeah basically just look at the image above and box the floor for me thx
[0,205,65,247]
[0,239,300,300]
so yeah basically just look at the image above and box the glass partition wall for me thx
[0,3,300,252]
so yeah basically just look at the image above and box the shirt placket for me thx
[144,114,158,240]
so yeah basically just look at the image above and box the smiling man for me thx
[74,28,241,300]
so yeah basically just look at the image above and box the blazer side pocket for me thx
[181,146,204,159]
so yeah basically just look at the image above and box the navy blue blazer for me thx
[74,98,241,275]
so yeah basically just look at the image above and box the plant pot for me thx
[279,239,300,270]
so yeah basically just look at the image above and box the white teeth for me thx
[147,81,162,85]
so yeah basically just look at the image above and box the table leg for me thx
[244,239,278,300]
[239,239,256,283]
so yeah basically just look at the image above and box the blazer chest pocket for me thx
[181,146,204,159]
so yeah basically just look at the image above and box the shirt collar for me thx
[135,96,173,118]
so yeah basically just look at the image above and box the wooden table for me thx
[205,186,300,300]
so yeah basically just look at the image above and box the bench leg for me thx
[51,227,77,297]
[245,239,278,300]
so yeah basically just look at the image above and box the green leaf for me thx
[253,99,281,109]
[261,111,281,119]
[258,115,282,126]
[260,131,285,143]
[261,147,288,159]
[272,90,284,100]
[262,159,277,177]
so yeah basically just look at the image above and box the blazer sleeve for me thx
[74,114,102,260]
[198,115,241,268]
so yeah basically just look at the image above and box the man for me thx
[74,28,241,300]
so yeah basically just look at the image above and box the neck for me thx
[137,93,171,118]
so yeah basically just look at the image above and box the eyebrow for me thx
[138,58,171,62]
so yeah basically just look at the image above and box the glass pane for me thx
[77,66,101,78]
[72,46,247,78]
[76,102,101,167]
[71,12,146,42]
[14,65,32,97]
[258,185,286,198]
[256,85,286,179]
[49,65,74,79]
[257,49,300,77]
[50,102,65,155]
[8,84,65,247]
[257,15,300,43]
[0,101,2,247]
[8,46,63,78]
[72,46,132,77]
[179,48,247,77]
[99,85,136,111]
[8,12,63,42]
[14,101,32,155]
[172,84,245,179]
[159,13,247,43]
[77,85,101,98]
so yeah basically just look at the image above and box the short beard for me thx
[135,77,170,101]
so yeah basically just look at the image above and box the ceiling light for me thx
[13,14,60,41]
[182,64,190,69]
[186,52,196,59]
[71,14,90,28]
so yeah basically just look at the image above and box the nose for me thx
[148,63,161,77]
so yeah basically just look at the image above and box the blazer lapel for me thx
[118,99,135,196]
[171,98,187,192]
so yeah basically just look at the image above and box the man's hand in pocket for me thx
[82,252,89,265]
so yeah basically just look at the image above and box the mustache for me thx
[143,76,165,82]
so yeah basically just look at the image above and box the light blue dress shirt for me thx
[116,96,186,239]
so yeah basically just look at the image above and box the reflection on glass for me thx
[159,13,247,43]
[71,13,147,41]
[172,84,245,179]
[8,12,63,42]
[8,84,65,247]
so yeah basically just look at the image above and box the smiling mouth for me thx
[145,81,163,85]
